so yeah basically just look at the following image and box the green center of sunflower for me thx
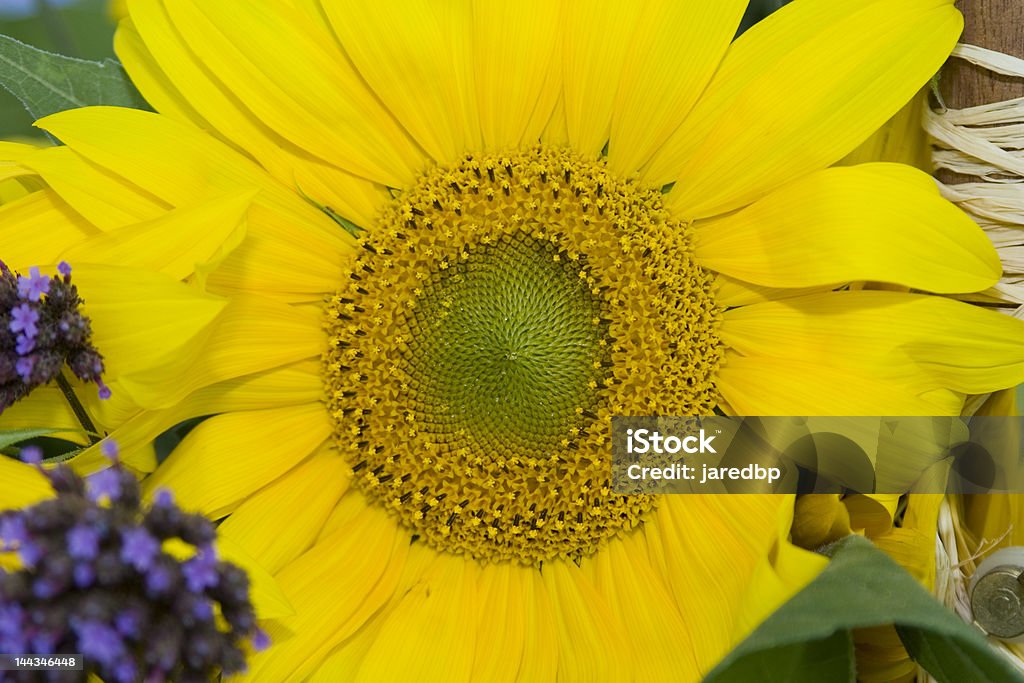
[403,231,610,463]
[323,146,723,565]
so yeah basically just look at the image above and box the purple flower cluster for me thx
[1,261,109,413]
[0,444,268,682]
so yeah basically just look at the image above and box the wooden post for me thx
[938,0,1024,183]
[943,0,1024,107]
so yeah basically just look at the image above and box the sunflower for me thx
[4,0,1024,680]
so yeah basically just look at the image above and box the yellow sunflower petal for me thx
[122,0,295,175]
[248,506,408,683]
[0,189,98,266]
[544,559,630,681]
[718,355,963,416]
[608,0,747,175]
[472,0,561,151]
[722,292,1024,394]
[215,536,294,620]
[0,457,52,510]
[517,566,560,681]
[655,495,813,674]
[651,0,961,218]
[123,0,387,230]
[159,0,423,186]
[562,1,643,157]
[60,190,253,281]
[117,296,322,409]
[218,448,351,574]
[20,146,169,230]
[791,494,853,549]
[0,141,36,159]
[0,155,34,183]
[469,563,527,683]
[696,164,999,292]
[36,108,358,302]
[322,0,475,164]
[593,535,698,680]
[714,274,831,308]
[845,494,902,537]
[355,552,478,683]
[141,404,329,519]
[201,223,352,303]
[63,264,226,381]
[0,387,87,444]
[840,89,932,172]
[114,17,209,130]
[734,499,828,638]
[305,540,437,682]
[35,107,348,251]
[83,360,323,475]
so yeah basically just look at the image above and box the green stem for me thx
[55,373,100,445]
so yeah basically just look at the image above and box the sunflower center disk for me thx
[405,232,609,462]
[323,146,723,564]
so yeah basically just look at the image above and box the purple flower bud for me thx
[15,332,35,354]
[57,261,72,277]
[32,577,60,599]
[9,302,38,337]
[16,266,50,302]
[145,563,173,597]
[20,445,43,465]
[120,528,160,572]
[67,524,101,561]
[15,354,35,382]
[100,438,120,461]
[182,546,219,593]
[114,608,141,637]
[2,461,264,680]
[74,563,96,588]
[252,629,271,652]
[0,514,28,547]
[75,620,124,667]
[1,261,109,412]
[112,657,137,683]
[88,468,123,503]
[0,604,24,637]
[31,630,57,655]
[18,540,42,567]
[192,600,214,622]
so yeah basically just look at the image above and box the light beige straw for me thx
[920,44,1024,681]
[927,45,1024,313]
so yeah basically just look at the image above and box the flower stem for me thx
[55,373,101,445]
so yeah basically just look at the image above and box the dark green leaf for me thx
[708,630,854,682]
[704,535,1024,683]
[0,33,148,122]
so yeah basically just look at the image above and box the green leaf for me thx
[0,33,148,122]
[704,535,1024,683]
[0,427,62,450]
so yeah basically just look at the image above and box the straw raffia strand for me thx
[920,44,1024,681]
[925,501,1024,682]
[927,44,1024,310]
